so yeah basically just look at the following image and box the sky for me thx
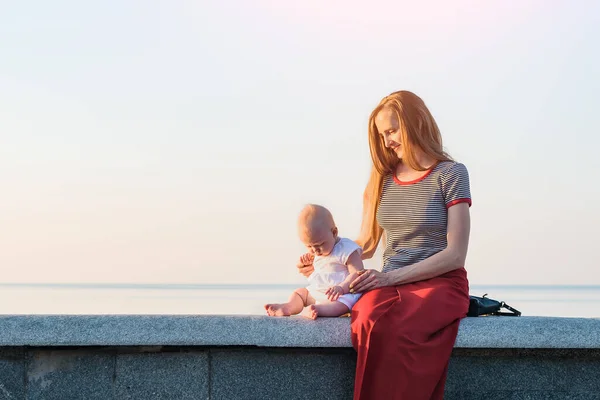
[1,0,599,287]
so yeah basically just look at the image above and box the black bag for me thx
[467,293,521,317]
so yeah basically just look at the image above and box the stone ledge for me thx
[0,315,598,348]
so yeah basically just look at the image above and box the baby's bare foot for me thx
[300,305,318,320]
[264,303,293,317]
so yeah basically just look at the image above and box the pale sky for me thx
[1,0,599,286]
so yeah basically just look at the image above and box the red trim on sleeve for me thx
[446,198,472,208]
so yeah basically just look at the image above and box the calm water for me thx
[0,283,599,318]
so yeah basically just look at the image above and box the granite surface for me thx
[446,350,600,393]
[26,350,113,400]
[211,348,355,400]
[114,351,209,399]
[0,315,598,348]
[0,340,598,398]
[0,348,25,400]
[444,391,599,399]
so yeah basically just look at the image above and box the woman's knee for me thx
[350,307,370,336]
[350,288,399,338]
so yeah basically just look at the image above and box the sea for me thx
[0,283,598,318]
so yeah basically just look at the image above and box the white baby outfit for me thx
[306,237,363,309]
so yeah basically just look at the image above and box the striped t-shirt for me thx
[376,161,471,273]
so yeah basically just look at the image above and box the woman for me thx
[298,90,472,399]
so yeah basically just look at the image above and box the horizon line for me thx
[1,282,599,290]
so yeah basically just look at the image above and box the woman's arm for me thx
[388,202,470,284]
[350,203,470,292]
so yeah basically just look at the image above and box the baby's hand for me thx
[326,285,344,302]
[300,253,315,266]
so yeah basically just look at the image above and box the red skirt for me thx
[350,268,470,400]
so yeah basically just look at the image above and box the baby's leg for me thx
[300,301,350,320]
[265,288,315,317]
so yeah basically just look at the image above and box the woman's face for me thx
[375,108,403,159]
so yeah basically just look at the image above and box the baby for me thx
[264,204,364,319]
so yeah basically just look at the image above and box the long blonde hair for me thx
[356,90,452,259]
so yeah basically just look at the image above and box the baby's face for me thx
[300,226,337,257]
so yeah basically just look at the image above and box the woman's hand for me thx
[349,269,391,293]
[296,253,315,278]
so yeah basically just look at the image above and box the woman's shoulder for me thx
[434,160,469,177]
[434,161,471,198]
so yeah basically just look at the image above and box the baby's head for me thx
[297,204,338,257]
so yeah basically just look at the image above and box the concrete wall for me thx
[1,315,599,399]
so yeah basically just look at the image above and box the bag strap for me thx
[494,301,522,316]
